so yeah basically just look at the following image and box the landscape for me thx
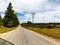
[0,0,60,45]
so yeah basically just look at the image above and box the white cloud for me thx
[0,0,60,23]
[34,10,60,23]
[0,0,48,12]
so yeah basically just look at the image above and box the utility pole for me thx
[32,13,35,29]
[32,13,35,23]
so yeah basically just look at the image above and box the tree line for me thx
[21,21,60,28]
[0,2,19,27]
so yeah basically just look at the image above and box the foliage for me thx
[3,2,19,27]
[0,26,16,33]
[21,23,60,28]
[25,27,60,39]
[27,21,32,24]
[21,23,60,39]
[21,22,60,39]
[0,15,2,27]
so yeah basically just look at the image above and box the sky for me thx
[0,0,60,23]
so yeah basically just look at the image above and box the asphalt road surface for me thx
[0,26,58,45]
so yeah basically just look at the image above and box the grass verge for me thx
[23,26,60,39]
[0,26,16,33]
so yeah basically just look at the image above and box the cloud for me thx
[34,10,60,23]
[0,0,48,13]
[48,0,60,5]
[0,0,60,23]
[18,13,32,23]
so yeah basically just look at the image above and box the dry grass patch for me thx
[0,26,16,33]
[25,27,60,39]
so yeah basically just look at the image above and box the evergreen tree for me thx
[3,2,19,27]
[0,15,2,27]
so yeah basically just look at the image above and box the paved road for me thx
[0,26,58,45]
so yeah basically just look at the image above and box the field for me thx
[26,27,60,39]
[0,26,16,33]
[21,23,60,39]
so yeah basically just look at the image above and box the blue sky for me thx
[0,0,60,23]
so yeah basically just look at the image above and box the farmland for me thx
[21,23,60,39]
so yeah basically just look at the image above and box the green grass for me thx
[24,27,60,39]
[0,26,16,33]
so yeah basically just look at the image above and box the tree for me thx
[27,21,32,24]
[0,15,2,27]
[3,2,19,27]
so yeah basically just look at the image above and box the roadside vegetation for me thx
[0,2,19,33]
[0,26,16,33]
[21,21,60,39]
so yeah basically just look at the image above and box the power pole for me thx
[32,13,35,23]
[32,13,35,29]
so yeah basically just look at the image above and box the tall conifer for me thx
[0,15,2,27]
[3,2,19,27]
